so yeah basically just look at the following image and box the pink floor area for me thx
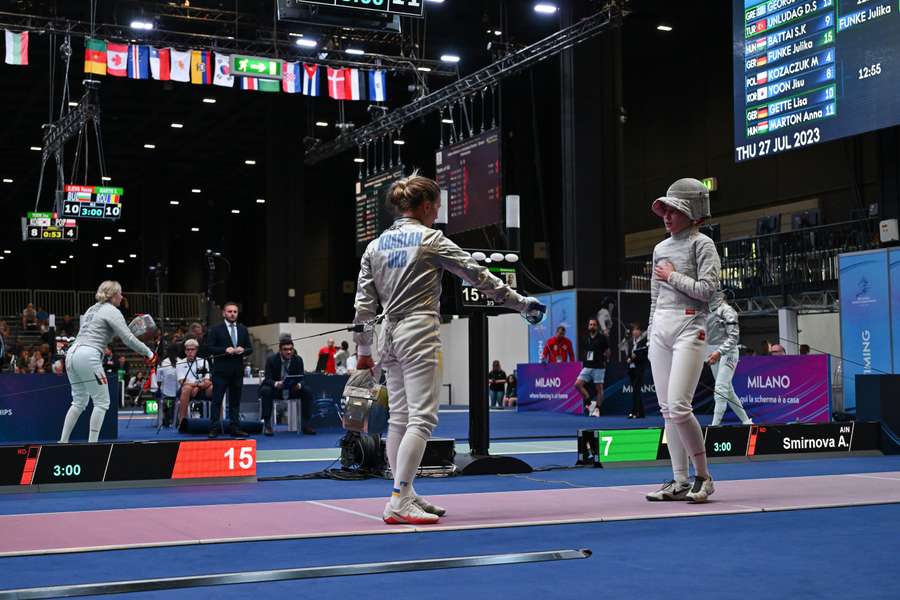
[2,472,900,557]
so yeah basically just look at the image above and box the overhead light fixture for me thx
[245,159,256,165]
[117,228,126,233]
[231,209,241,214]
[256,198,266,204]
[2,250,10,254]
[202,97,216,104]
[191,188,201,193]
[51,265,58,270]
[345,48,365,56]
[130,20,153,30]
[191,227,200,232]
[92,243,99,248]
[106,264,113,268]
[441,118,453,124]
[2,178,12,183]
[494,30,502,36]
[353,157,365,163]
[117,259,125,264]
[417,66,432,72]
[170,200,180,205]
[657,24,673,31]
[60,260,67,265]
[101,176,112,181]
[393,139,406,145]
[29,146,41,151]
[315,121,329,127]
[296,38,318,48]
[170,123,184,129]
[0,256,5,260]
[103,236,112,241]
[68,255,74,259]
[440,54,460,63]
[425,0,445,3]
[144,143,156,149]
[68,101,78,107]
[534,3,558,14]
[129,253,137,258]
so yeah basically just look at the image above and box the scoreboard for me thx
[63,184,124,220]
[578,422,879,464]
[435,128,502,235]
[734,0,900,162]
[0,440,256,489]
[280,0,424,18]
[356,168,404,255]
[459,250,521,309]
[22,212,78,242]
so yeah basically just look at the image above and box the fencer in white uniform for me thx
[353,174,545,525]
[645,179,720,503]
[60,281,155,443]
[706,291,753,426]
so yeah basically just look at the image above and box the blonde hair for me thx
[184,339,199,349]
[95,280,122,303]
[387,171,440,214]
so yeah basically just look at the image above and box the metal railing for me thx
[622,218,880,299]
[0,290,206,321]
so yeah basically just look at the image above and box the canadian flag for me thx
[327,67,348,100]
[107,43,128,77]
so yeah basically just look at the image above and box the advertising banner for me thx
[516,362,584,414]
[731,355,832,423]
[838,250,893,412]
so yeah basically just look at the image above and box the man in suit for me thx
[204,301,253,438]
[259,337,315,436]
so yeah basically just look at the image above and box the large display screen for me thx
[733,0,900,162]
[279,0,424,18]
[22,212,78,242]
[435,128,502,235]
[63,184,124,220]
[355,168,404,255]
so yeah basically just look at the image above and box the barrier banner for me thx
[516,362,584,414]
[731,355,832,423]
[838,250,893,412]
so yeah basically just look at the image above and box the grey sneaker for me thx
[646,480,691,501]
[383,497,440,525]
[413,496,446,517]
[686,475,715,503]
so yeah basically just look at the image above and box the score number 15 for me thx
[224,446,254,470]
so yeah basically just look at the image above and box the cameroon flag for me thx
[84,38,107,75]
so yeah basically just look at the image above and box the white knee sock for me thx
[390,429,428,509]
[664,421,689,484]
[88,407,107,443]
[674,416,710,478]
[59,405,85,443]
[386,423,405,476]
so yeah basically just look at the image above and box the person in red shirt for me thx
[318,338,337,374]
[542,326,575,363]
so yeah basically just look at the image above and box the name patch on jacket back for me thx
[379,231,423,269]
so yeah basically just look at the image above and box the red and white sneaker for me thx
[383,497,441,525]
[413,495,447,517]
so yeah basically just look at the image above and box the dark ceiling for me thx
[0,0,684,301]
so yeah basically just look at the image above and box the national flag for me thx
[344,68,367,101]
[4,30,28,65]
[170,49,190,82]
[756,107,769,120]
[758,120,769,133]
[240,77,280,92]
[149,47,170,80]
[282,62,301,94]
[756,69,768,84]
[127,45,150,79]
[84,38,107,75]
[106,43,128,77]
[302,64,320,96]
[368,70,386,102]
[190,50,213,84]
[213,53,233,87]
[327,67,347,100]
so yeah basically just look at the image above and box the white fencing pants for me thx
[649,309,710,479]
[60,344,110,443]
[380,314,442,502]
[708,347,752,426]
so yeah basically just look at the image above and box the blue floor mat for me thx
[2,504,898,599]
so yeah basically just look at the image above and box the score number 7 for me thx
[224,446,254,470]
[600,436,613,457]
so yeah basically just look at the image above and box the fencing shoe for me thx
[414,495,447,517]
[383,497,440,525]
[645,480,691,501]
[686,475,715,503]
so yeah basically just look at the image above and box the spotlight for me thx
[657,24,673,32]
[440,54,460,63]
[130,20,154,30]
[346,48,365,55]
[296,39,318,48]
[534,3,558,14]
